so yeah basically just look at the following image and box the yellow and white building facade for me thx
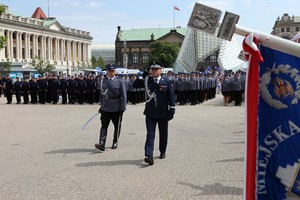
[0,6,92,78]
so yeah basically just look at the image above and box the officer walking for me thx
[95,64,127,151]
[133,61,175,166]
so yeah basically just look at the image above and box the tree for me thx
[2,58,12,74]
[149,41,180,69]
[91,55,105,69]
[30,57,54,75]
[0,5,7,50]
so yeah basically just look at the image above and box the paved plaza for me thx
[0,94,245,200]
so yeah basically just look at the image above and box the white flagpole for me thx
[173,4,175,29]
[235,24,300,57]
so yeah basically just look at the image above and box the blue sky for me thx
[2,0,299,45]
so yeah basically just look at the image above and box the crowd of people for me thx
[220,70,246,106]
[0,69,246,107]
[0,69,224,106]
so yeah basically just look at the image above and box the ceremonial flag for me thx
[244,34,300,199]
[174,5,180,11]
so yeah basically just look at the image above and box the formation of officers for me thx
[0,69,238,106]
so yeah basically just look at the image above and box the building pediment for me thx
[43,18,66,32]
[158,30,185,43]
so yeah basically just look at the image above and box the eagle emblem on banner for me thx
[260,64,300,109]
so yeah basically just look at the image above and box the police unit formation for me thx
[0,67,246,107]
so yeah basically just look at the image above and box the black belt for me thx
[108,96,120,99]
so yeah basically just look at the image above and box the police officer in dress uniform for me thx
[133,61,175,165]
[95,64,127,151]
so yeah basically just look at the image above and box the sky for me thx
[2,0,299,45]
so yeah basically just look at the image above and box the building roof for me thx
[294,16,300,23]
[119,28,187,41]
[31,7,47,19]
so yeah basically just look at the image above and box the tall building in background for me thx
[115,26,186,70]
[272,13,300,39]
[0,5,92,79]
[91,44,115,67]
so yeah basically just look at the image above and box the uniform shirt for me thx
[99,76,127,113]
[133,76,175,119]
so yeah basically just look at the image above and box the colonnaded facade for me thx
[0,6,93,79]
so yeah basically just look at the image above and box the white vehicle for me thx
[115,68,140,75]
[161,68,174,74]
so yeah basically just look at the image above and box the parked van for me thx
[115,68,140,75]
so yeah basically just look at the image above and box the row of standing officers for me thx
[1,71,219,106]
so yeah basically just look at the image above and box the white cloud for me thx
[51,0,80,7]
[193,0,236,11]
[87,1,104,9]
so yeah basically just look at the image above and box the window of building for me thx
[281,28,285,32]
[296,27,300,32]
[286,27,290,32]
[210,51,218,62]
[132,53,139,63]
[142,52,148,63]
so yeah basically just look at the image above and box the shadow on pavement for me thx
[44,148,96,154]
[178,182,243,196]
[75,159,145,167]
[216,157,244,162]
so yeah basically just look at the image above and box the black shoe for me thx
[144,156,154,165]
[95,143,105,151]
[159,153,166,159]
[112,143,118,149]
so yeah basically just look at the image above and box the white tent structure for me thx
[174,26,247,73]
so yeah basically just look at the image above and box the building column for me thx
[46,37,49,60]
[87,43,91,65]
[16,32,20,60]
[33,35,37,58]
[50,37,53,60]
[19,32,23,60]
[24,33,29,60]
[0,29,5,60]
[54,38,58,61]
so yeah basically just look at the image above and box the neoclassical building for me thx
[0,6,92,78]
[272,13,300,39]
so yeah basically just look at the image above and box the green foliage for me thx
[0,4,6,16]
[31,57,54,75]
[149,41,180,68]
[91,55,105,69]
[2,58,12,74]
[0,35,7,49]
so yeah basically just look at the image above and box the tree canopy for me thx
[0,5,7,50]
[91,56,105,69]
[31,57,54,75]
[149,41,180,68]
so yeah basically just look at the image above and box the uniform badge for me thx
[260,63,300,110]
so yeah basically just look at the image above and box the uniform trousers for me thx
[101,111,123,143]
[145,116,168,157]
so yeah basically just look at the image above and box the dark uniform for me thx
[21,79,30,104]
[59,76,68,104]
[37,75,48,104]
[133,62,175,165]
[4,75,13,104]
[29,78,38,104]
[50,76,60,104]
[67,76,77,104]
[76,76,86,104]
[95,64,127,151]
[14,77,22,104]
